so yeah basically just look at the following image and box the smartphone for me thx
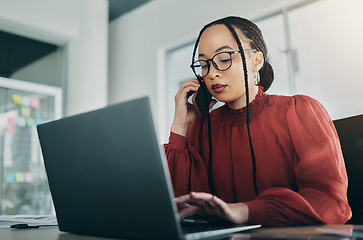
[193,78,212,118]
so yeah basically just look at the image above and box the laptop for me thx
[37,96,261,240]
[333,114,363,225]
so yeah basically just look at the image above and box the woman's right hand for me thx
[171,79,201,136]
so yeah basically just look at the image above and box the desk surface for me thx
[1,224,362,240]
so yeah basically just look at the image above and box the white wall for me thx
[288,0,363,120]
[0,0,108,116]
[0,0,80,45]
[108,0,315,142]
[11,49,64,88]
[66,0,108,116]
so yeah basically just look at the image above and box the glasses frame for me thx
[190,50,256,78]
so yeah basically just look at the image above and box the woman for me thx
[164,16,351,226]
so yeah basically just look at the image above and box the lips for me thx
[212,84,227,93]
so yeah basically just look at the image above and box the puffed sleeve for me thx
[164,131,209,197]
[245,95,352,226]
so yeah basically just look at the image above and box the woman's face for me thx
[198,24,262,109]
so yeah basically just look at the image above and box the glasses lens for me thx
[192,60,209,77]
[213,52,232,71]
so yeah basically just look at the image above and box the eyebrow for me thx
[199,45,234,57]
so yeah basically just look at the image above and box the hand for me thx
[171,79,200,136]
[175,192,249,224]
[171,79,217,136]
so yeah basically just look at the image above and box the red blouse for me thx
[164,88,352,226]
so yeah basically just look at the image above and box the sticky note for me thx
[24,172,33,183]
[7,117,16,125]
[6,126,15,135]
[12,94,22,104]
[22,96,30,106]
[6,117,16,134]
[21,108,30,117]
[30,97,40,109]
[15,172,25,182]
[5,172,15,183]
[27,118,35,127]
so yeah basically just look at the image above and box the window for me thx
[288,0,363,120]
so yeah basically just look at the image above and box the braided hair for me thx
[191,16,274,196]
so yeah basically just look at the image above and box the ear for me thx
[253,51,264,72]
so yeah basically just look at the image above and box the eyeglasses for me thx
[190,50,255,78]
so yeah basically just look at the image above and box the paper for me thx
[12,94,22,104]
[7,117,16,125]
[24,172,33,183]
[22,96,30,107]
[6,117,16,135]
[15,172,25,183]
[30,97,40,109]
[0,215,57,229]
[27,118,35,127]
[6,125,15,135]
[21,108,30,117]
[5,172,15,183]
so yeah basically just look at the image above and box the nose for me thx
[207,62,220,79]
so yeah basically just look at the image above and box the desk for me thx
[1,225,362,240]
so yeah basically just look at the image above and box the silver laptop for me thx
[37,96,261,240]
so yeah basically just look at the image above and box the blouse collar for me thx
[221,86,269,126]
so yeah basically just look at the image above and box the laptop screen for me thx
[333,114,363,224]
[38,97,182,239]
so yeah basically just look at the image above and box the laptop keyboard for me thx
[181,222,236,234]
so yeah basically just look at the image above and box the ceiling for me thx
[0,0,151,78]
[109,0,151,21]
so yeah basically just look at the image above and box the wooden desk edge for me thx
[248,224,363,236]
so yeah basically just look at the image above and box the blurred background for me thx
[0,0,362,215]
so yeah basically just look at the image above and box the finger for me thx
[175,194,193,204]
[176,193,212,210]
[176,202,191,211]
[179,83,200,93]
[176,192,212,203]
[191,194,228,218]
[192,200,210,208]
[209,195,229,215]
[175,85,200,102]
[204,198,217,208]
[187,78,201,85]
[189,192,215,201]
[178,205,199,220]
[179,79,200,91]
[189,192,219,209]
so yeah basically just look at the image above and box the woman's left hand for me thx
[175,192,249,224]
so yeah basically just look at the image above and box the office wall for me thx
[11,49,64,88]
[108,0,315,141]
[66,0,108,116]
[0,0,108,116]
[0,0,79,45]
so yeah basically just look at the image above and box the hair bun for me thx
[260,62,274,92]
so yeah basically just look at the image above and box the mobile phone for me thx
[193,78,212,118]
